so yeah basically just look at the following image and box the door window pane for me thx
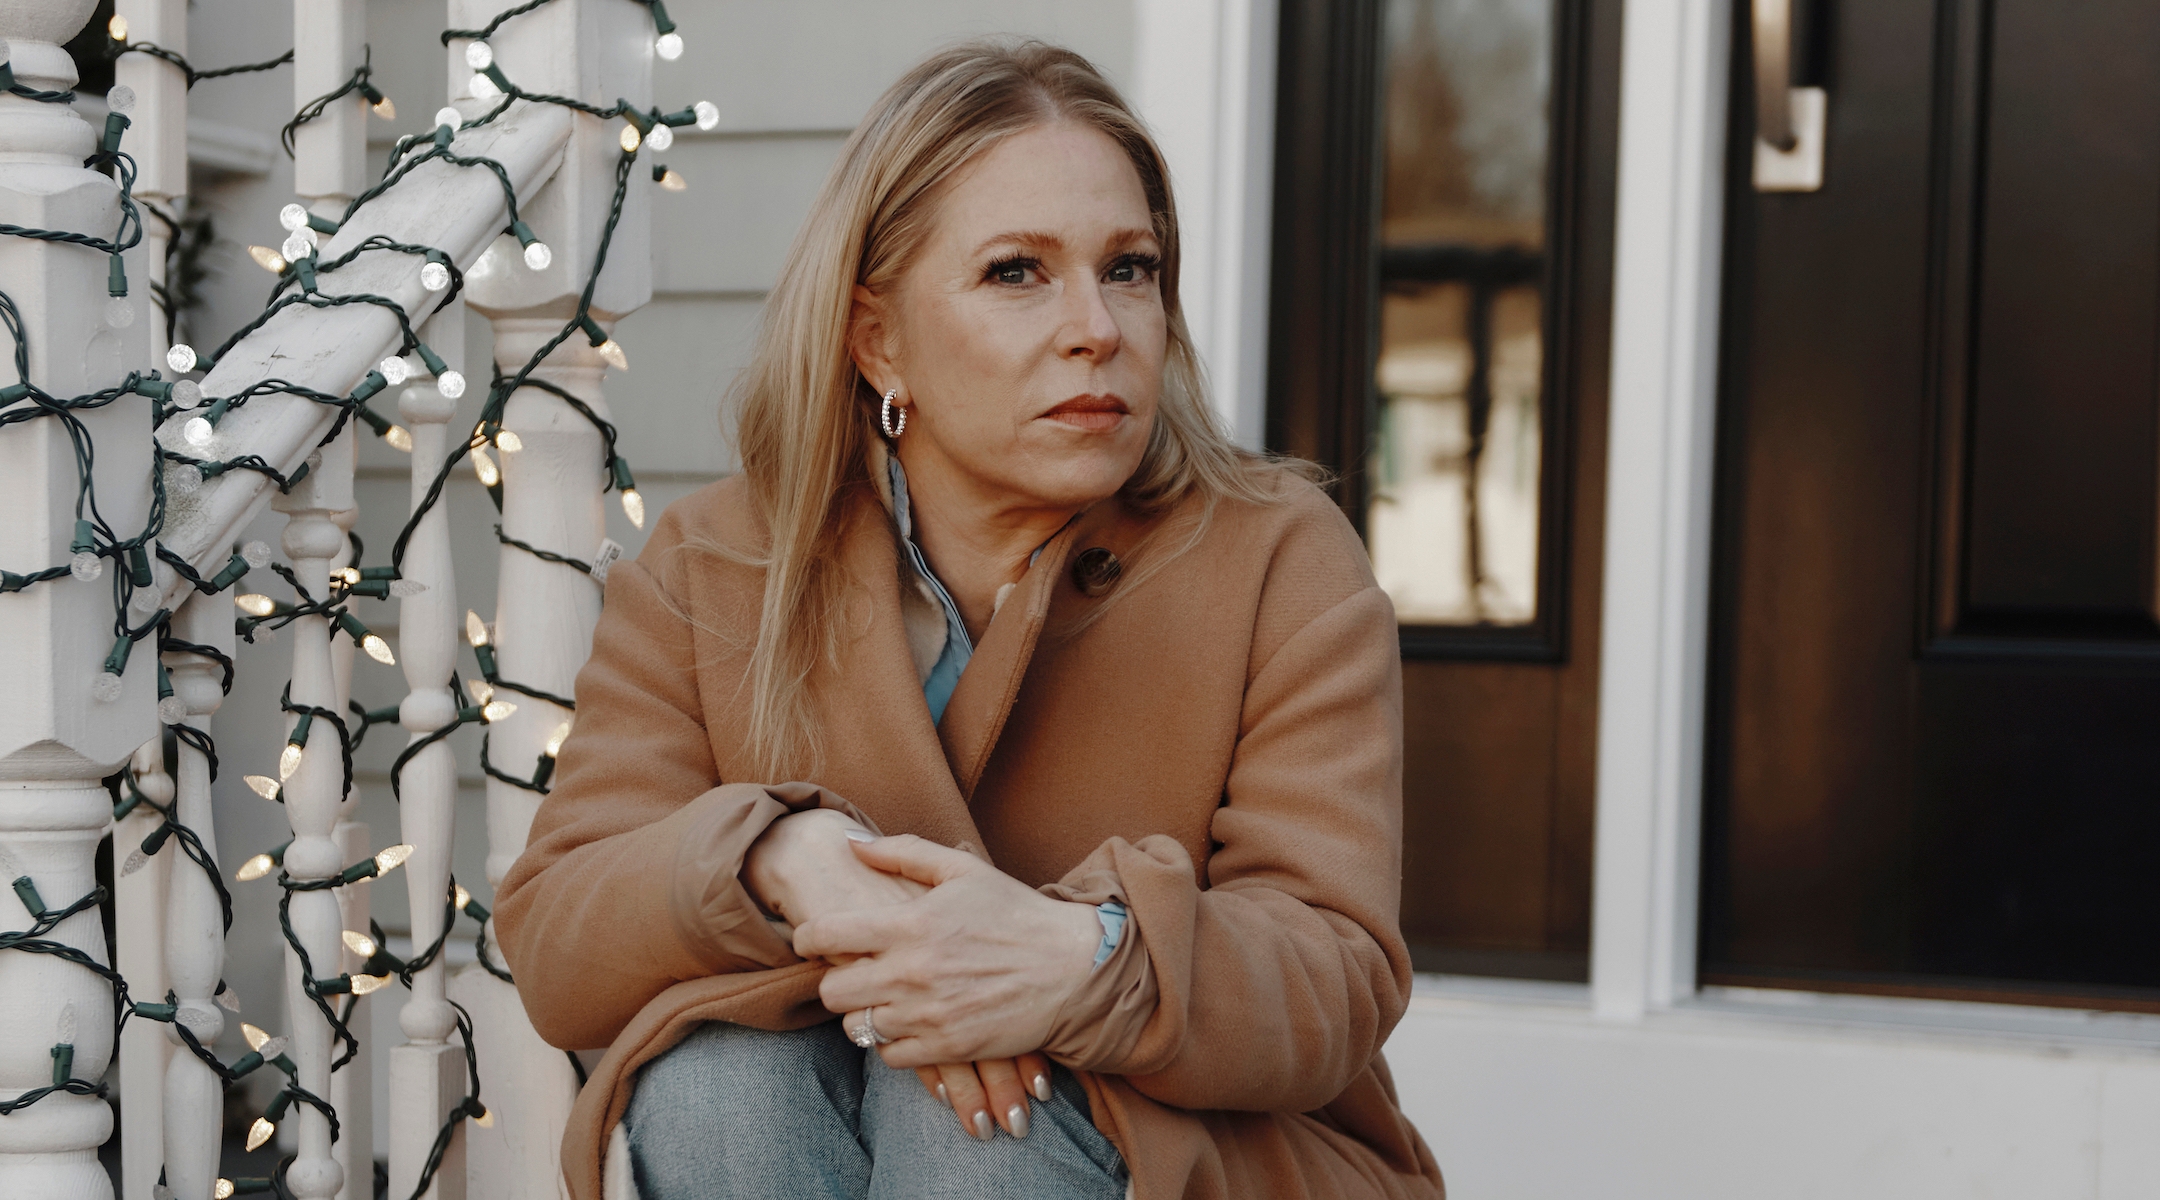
[1371,0,1552,626]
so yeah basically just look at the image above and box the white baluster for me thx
[325,480,374,1200]
[0,3,150,1196]
[388,304,469,1200]
[292,3,373,1193]
[450,0,651,1192]
[161,594,235,1200]
[270,433,358,1200]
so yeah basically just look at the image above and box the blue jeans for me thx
[623,1020,1128,1199]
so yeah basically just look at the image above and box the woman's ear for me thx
[848,284,899,395]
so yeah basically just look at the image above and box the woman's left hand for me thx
[793,834,1101,1069]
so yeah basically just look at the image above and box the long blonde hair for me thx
[725,38,1284,778]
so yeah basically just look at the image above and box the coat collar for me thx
[836,442,1142,831]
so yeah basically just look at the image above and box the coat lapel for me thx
[816,500,985,850]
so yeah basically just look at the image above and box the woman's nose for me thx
[1059,278,1122,360]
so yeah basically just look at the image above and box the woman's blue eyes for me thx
[982,256,1159,286]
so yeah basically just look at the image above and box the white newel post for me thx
[292,3,374,1193]
[159,596,235,1200]
[270,428,357,1200]
[0,2,150,1197]
[111,14,187,1184]
[388,302,469,1200]
[449,2,652,1195]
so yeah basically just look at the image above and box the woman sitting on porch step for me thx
[494,38,1444,1200]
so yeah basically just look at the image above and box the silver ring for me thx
[848,1008,892,1048]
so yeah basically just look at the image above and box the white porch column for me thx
[0,2,151,1197]
[160,594,235,1200]
[387,303,469,1200]
[448,1,651,1194]
[1588,0,1732,1022]
[111,7,190,1194]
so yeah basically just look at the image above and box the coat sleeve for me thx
[1096,580,1411,1114]
[492,512,859,1051]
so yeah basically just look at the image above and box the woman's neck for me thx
[896,451,1077,641]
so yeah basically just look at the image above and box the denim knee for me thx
[625,1021,871,1200]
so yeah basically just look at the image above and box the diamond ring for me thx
[848,1008,892,1048]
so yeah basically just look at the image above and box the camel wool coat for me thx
[494,462,1446,1200]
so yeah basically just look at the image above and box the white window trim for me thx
[1131,0,1279,451]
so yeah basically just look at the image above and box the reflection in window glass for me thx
[1370,0,1551,626]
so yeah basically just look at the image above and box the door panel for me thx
[1705,0,2160,1007]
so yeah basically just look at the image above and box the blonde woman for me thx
[495,39,1443,1200]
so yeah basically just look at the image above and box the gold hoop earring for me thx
[880,390,907,439]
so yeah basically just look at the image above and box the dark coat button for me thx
[1072,546,1122,597]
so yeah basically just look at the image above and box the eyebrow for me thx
[968,227,1160,258]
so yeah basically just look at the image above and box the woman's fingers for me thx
[973,1057,1031,1138]
[794,907,914,962]
[1016,1051,1053,1104]
[933,1062,996,1141]
[845,832,981,887]
[914,1065,946,1105]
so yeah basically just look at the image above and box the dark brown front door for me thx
[1705,0,2160,1007]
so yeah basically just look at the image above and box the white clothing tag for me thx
[590,537,625,583]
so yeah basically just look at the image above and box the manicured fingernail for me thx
[972,1111,994,1141]
[843,828,878,843]
[1007,1103,1030,1139]
[1031,1073,1051,1102]
[935,1083,948,1105]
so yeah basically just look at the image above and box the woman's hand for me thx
[913,1053,1055,1140]
[741,809,926,927]
[794,834,1102,1068]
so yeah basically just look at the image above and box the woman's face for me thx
[855,120,1167,516]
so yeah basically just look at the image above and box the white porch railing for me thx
[0,0,702,1195]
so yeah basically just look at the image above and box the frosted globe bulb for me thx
[464,41,494,70]
[166,343,198,373]
[105,296,134,328]
[279,203,309,232]
[131,586,162,613]
[378,355,411,386]
[183,416,214,448]
[655,31,683,60]
[646,123,673,151]
[438,369,466,399]
[92,672,124,703]
[469,72,501,101]
[107,84,135,113]
[433,106,462,131]
[694,100,719,131]
[280,231,314,263]
[522,240,551,271]
[242,541,274,568]
[71,551,104,582]
[420,261,451,292]
[171,379,202,409]
[170,463,202,495]
[158,695,189,724]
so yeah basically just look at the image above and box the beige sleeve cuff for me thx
[668,781,879,974]
[1038,852,1160,1072]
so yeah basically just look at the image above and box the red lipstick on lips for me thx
[1042,394,1129,432]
